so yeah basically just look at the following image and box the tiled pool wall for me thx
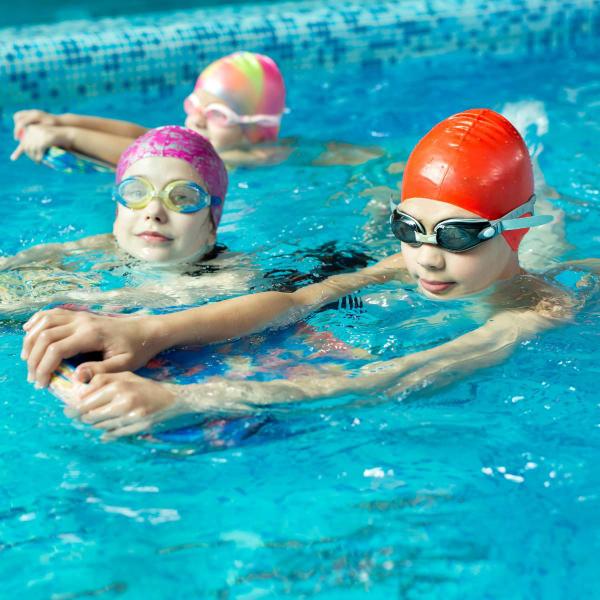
[1,0,599,110]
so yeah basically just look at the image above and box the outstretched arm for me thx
[13,109,148,141]
[67,304,566,440]
[0,234,113,271]
[11,124,137,166]
[22,253,407,386]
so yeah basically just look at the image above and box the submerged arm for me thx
[180,306,563,409]
[70,304,567,440]
[0,234,113,271]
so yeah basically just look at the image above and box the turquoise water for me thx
[1,50,599,598]
[1,0,300,28]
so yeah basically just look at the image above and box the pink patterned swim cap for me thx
[116,125,228,228]
[188,51,286,143]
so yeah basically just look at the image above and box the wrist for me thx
[57,113,74,126]
[142,314,175,356]
[59,125,77,149]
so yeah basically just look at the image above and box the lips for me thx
[419,278,455,294]
[137,231,173,244]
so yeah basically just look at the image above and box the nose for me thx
[142,198,168,223]
[415,243,446,271]
[185,113,206,130]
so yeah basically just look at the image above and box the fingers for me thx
[13,110,48,140]
[23,307,74,336]
[74,354,133,384]
[10,142,25,162]
[74,378,116,415]
[22,309,69,359]
[26,325,75,385]
[102,419,152,441]
[10,124,51,163]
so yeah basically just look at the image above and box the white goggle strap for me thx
[236,113,282,127]
[487,194,553,236]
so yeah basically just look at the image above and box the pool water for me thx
[1,50,599,598]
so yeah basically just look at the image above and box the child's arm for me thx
[0,234,113,271]
[11,124,138,166]
[72,300,569,440]
[219,145,293,167]
[22,253,407,386]
[13,109,148,140]
[66,301,567,440]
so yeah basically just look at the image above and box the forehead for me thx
[122,156,206,188]
[400,197,482,223]
[192,88,226,106]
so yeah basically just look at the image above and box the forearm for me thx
[62,127,136,165]
[172,311,555,413]
[143,263,401,354]
[57,114,148,138]
[147,291,301,352]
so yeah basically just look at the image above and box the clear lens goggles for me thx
[114,176,220,214]
[389,195,552,253]
[184,94,282,128]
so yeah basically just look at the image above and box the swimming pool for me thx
[2,6,600,600]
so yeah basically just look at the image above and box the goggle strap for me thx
[496,213,553,232]
[491,195,554,232]
[237,114,282,126]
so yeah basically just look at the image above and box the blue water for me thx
[1,49,599,598]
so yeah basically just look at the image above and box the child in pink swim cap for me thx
[113,126,228,263]
[5,127,228,271]
[11,52,286,168]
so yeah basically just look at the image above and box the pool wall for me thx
[1,0,599,110]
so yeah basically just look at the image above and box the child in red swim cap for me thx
[23,109,597,439]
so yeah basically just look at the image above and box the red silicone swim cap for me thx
[401,108,534,250]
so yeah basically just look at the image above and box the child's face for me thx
[113,156,216,264]
[184,89,247,151]
[398,198,521,299]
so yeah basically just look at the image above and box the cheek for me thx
[207,122,244,147]
[113,207,136,236]
[170,213,210,247]
[185,116,206,133]
[447,242,505,287]
[399,243,419,275]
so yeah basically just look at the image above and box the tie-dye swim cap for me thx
[401,108,535,250]
[116,125,228,228]
[187,52,286,143]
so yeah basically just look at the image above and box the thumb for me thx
[74,355,133,382]
[10,142,25,161]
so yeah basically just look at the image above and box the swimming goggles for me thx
[389,195,553,252]
[184,94,282,128]
[113,176,221,214]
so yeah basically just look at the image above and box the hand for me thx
[13,109,59,140]
[10,124,72,162]
[22,308,165,387]
[71,372,181,440]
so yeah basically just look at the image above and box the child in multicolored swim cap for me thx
[11,52,286,167]
[183,52,285,151]
[24,108,600,439]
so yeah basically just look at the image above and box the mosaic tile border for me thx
[1,0,599,109]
